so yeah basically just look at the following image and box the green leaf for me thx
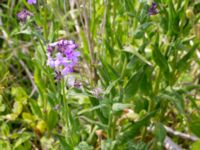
[80,29,90,60]
[75,142,93,150]
[78,104,107,115]
[13,133,32,149]
[112,103,132,112]
[158,90,185,114]
[54,134,73,150]
[101,139,116,150]
[152,46,169,73]
[124,70,144,99]
[104,78,120,95]
[0,140,11,150]
[171,91,185,114]
[12,101,23,116]
[124,141,148,150]
[22,112,36,123]
[124,46,152,66]
[154,123,166,144]
[176,43,199,72]
[134,98,149,113]
[192,140,200,150]
[189,117,200,138]
[168,0,179,35]
[34,68,46,103]
[29,99,43,119]
[118,111,156,144]
[89,96,108,124]
[0,95,6,112]
[47,110,58,131]
[140,68,153,96]
[134,30,144,39]
[11,87,28,105]
[99,58,120,85]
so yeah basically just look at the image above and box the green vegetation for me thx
[0,0,200,149]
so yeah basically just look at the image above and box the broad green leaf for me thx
[158,90,185,114]
[80,29,90,60]
[152,46,169,73]
[134,98,148,113]
[0,95,6,112]
[192,140,200,150]
[75,142,93,150]
[0,140,11,150]
[176,43,199,72]
[0,104,5,112]
[118,111,156,144]
[22,112,36,124]
[189,117,200,138]
[124,70,144,99]
[11,87,28,104]
[3,114,18,121]
[171,91,185,114]
[89,96,108,124]
[78,104,107,115]
[34,68,46,103]
[154,123,166,145]
[29,99,43,119]
[99,58,120,85]
[1,123,10,137]
[47,110,58,131]
[13,133,32,149]
[168,0,178,35]
[101,139,116,150]
[134,30,144,39]
[36,120,47,134]
[124,46,152,66]
[124,141,148,150]
[104,78,120,96]
[12,101,23,116]
[140,68,152,96]
[54,134,73,150]
[112,103,132,112]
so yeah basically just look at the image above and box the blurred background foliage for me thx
[0,0,200,149]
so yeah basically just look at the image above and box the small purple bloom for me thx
[47,40,80,79]
[47,46,53,53]
[17,9,32,22]
[55,71,62,81]
[148,2,158,15]
[27,0,36,4]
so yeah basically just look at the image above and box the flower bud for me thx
[186,8,193,18]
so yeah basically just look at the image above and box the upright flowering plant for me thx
[46,40,80,80]
[148,2,158,15]
[17,9,32,22]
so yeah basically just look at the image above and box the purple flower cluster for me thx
[47,40,80,79]
[148,2,158,15]
[17,9,32,22]
[27,0,37,4]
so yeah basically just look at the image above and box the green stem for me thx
[61,79,74,146]
[153,69,161,96]
[43,0,48,41]
[141,127,147,141]
[141,69,160,141]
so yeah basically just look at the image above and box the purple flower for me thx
[148,2,158,15]
[55,71,62,81]
[47,40,80,80]
[27,0,36,4]
[17,9,32,22]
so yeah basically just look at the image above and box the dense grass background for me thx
[0,0,200,149]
